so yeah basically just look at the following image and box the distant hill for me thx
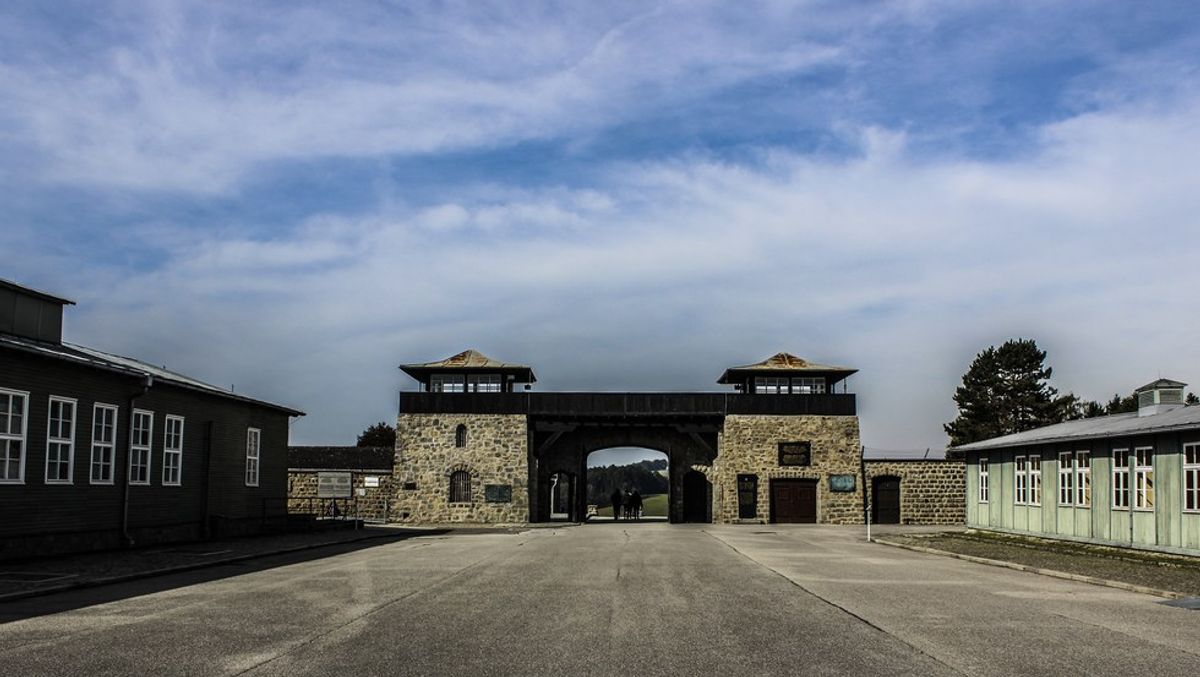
[587,459,668,505]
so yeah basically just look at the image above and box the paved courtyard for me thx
[1,524,1198,676]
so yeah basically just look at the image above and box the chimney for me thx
[1136,379,1187,417]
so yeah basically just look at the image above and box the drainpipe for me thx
[120,374,154,547]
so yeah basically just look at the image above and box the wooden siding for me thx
[0,348,292,552]
[400,392,856,417]
[965,426,1200,555]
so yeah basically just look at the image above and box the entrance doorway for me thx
[586,447,669,521]
[872,476,901,524]
[550,472,573,520]
[683,470,710,522]
[771,478,817,523]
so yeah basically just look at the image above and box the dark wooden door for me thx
[873,476,901,524]
[683,470,709,522]
[771,479,817,523]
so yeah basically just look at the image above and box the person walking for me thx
[630,490,643,520]
[610,489,623,521]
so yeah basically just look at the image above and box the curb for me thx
[0,531,407,604]
[873,537,1188,600]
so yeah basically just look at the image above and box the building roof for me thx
[718,352,857,384]
[0,332,304,416]
[400,349,536,383]
[0,277,75,306]
[1136,378,1187,392]
[953,405,1200,452]
[288,446,394,471]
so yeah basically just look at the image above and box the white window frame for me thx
[90,403,118,485]
[1112,448,1130,509]
[1028,455,1042,506]
[0,388,29,484]
[130,409,153,486]
[430,375,465,393]
[791,377,826,394]
[1058,452,1073,506]
[1075,450,1091,507]
[1015,455,1027,505]
[466,374,501,393]
[1184,443,1200,513]
[45,396,77,484]
[1134,446,1154,511]
[754,377,789,394]
[162,415,184,486]
[978,457,989,503]
[245,427,261,487]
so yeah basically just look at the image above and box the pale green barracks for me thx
[956,379,1200,555]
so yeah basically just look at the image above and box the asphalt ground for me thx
[1,524,1198,676]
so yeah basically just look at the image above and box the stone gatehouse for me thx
[390,350,897,525]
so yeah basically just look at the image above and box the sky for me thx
[3,1,1200,453]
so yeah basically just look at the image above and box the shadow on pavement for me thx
[0,530,446,623]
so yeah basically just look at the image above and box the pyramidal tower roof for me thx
[400,349,536,383]
[718,352,857,384]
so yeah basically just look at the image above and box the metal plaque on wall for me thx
[317,472,352,498]
[828,474,856,492]
[778,441,812,466]
[485,484,513,503]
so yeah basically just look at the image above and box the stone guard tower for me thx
[391,350,864,525]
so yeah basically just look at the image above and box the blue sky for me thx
[3,1,1200,452]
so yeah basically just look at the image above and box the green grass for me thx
[595,493,667,518]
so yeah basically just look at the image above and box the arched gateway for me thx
[390,349,865,525]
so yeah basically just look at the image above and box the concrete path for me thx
[0,524,1197,676]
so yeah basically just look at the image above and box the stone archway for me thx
[531,422,718,523]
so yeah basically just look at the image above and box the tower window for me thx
[455,424,467,448]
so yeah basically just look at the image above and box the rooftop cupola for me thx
[718,352,856,394]
[0,278,74,344]
[400,349,535,393]
[1136,378,1186,417]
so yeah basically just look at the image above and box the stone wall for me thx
[391,414,529,524]
[863,460,964,525]
[714,415,863,524]
[287,472,394,521]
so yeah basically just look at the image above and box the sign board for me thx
[828,474,857,493]
[317,472,352,498]
[778,442,811,466]
[364,476,381,488]
[484,484,513,503]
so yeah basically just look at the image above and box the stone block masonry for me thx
[715,415,864,524]
[864,460,965,525]
[391,414,529,524]
[288,472,394,521]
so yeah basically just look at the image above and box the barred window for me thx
[449,470,471,503]
[455,424,467,448]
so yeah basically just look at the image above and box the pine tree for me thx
[945,339,1069,447]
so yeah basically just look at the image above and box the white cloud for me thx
[43,91,1200,449]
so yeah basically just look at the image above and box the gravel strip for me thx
[885,531,1200,597]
